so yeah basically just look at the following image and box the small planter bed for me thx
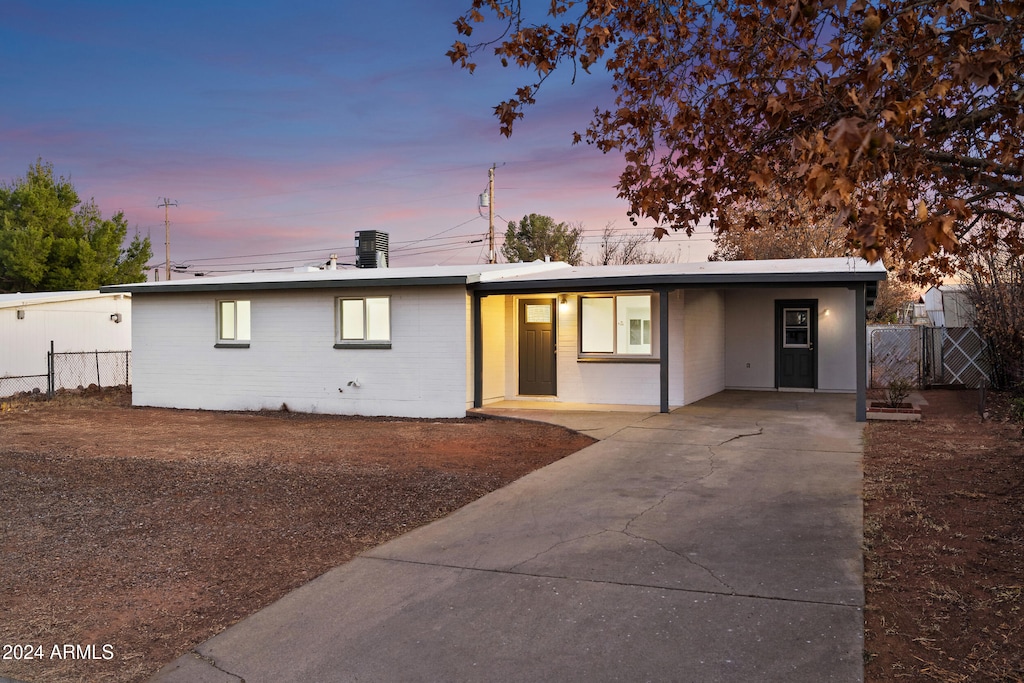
[867,401,922,420]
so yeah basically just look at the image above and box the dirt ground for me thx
[864,389,1024,682]
[0,389,595,683]
[3,389,1022,682]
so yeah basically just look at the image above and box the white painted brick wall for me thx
[478,295,507,404]
[681,289,726,404]
[132,285,470,418]
[554,293,665,406]
[724,287,858,392]
[667,289,685,406]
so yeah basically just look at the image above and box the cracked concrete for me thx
[151,391,865,683]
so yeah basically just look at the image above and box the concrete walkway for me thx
[152,391,865,682]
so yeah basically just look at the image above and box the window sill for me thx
[334,342,392,350]
[215,342,250,349]
[577,356,659,364]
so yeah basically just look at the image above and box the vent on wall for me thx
[355,230,389,268]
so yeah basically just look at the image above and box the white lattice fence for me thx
[939,327,989,388]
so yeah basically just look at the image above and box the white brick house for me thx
[102,257,885,420]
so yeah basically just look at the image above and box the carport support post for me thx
[856,282,867,422]
[659,287,670,413]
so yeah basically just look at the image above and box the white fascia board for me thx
[0,290,130,310]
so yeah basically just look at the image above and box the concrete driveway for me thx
[153,391,865,682]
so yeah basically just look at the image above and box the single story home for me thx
[0,290,132,395]
[101,257,885,421]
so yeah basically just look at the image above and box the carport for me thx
[470,258,886,420]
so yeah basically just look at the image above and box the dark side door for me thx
[776,299,817,389]
[518,298,556,396]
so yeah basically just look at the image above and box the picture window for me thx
[579,294,653,357]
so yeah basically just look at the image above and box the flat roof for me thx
[100,262,570,294]
[99,257,885,295]
[471,257,886,293]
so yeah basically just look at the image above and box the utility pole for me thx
[488,165,496,264]
[157,198,178,281]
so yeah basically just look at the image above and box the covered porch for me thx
[468,259,884,421]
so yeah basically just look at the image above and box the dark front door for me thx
[776,300,817,389]
[518,298,556,396]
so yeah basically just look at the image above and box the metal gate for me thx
[869,326,921,388]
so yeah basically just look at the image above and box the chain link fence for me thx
[1,348,131,400]
[0,374,48,399]
[51,350,132,393]
[868,326,921,388]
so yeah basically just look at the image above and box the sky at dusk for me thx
[1,0,715,278]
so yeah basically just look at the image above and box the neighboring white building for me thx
[0,290,132,394]
[102,257,886,420]
[922,284,976,327]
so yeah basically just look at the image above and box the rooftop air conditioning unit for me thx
[355,230,388,268]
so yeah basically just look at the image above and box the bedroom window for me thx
[335,296,391,348]
[579,294,653,357]
[216,300,251,347]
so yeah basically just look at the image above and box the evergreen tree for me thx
[502,214,583,265]
[0,160,151,292]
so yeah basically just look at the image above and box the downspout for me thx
[856,282,867,422]
[660,287,670,413]
[472,290,483,409]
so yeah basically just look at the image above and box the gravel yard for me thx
[0,389,594,682]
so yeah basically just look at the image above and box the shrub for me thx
[885,378,914,408]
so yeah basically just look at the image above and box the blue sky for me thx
[0,1,714,276]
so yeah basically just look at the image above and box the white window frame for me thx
[216,300,251,348]
[578,293,656,359]
[782,307,811,349]
[335,296,391,349]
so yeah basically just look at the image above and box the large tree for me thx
[502,213,584,264]
[0,160,151,293]
[708,191,918,320]
[591,222,674,264]
[709,193,850,261]
[449,0,1024,281]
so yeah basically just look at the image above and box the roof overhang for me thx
[99,262,570,295]
[99,258,886,297]
[469,258,887,295]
